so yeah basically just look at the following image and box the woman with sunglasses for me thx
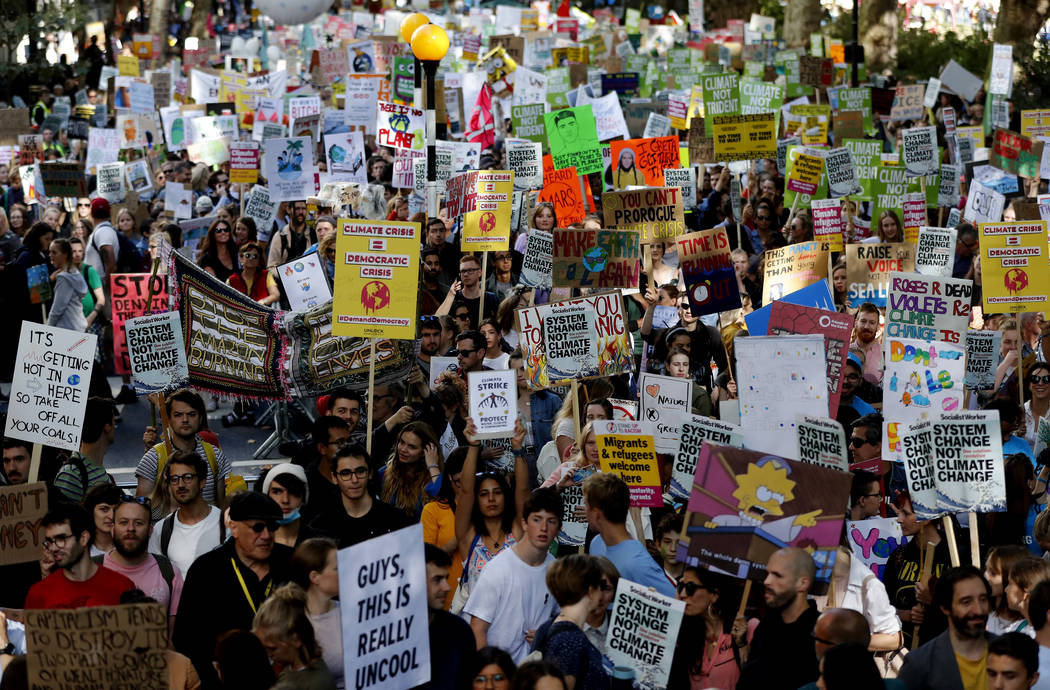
[227,241,279,306]
[1023,363,1050,449]
[196,219,239,283]
[451,418,529,615]
[669,566,754,690]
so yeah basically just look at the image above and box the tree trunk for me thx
[189,0,211,42]
[784,0,822,50]
[995,0,1050,61]
[860,0,897,72]
[148,0,170,61]
[703,0,761,33]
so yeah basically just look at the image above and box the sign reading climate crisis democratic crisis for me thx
[675,228,741,317]
[552,227,640,288]
[333,220,420,340]
[602,187,685,242]
[980,220,1050,313]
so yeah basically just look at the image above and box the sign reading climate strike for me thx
[602,187,685,241]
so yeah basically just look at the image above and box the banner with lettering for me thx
[845,243,916,308]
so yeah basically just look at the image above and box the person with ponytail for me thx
[290,538,344,689]
[252,582,337,689]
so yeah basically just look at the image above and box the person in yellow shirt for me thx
[610,147,643,189]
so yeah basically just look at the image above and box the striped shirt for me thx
[135,437,232,504]
[53,454,110,503]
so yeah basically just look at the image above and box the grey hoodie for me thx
[48,269,89,332]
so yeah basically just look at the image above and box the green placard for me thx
[836,87,874,135]
[546,67,570,109]
[740,78,783,131]
[844,138,883,202]
[701,72,740,137]
[544,104,603,175]
[512,103,548,153]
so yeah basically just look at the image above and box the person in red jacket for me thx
[25,502,134,609]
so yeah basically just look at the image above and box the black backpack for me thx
[92,553,177,615]
[91,224,146,274]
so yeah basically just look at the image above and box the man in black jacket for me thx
[421,544,476,689]
[173,492,292,689]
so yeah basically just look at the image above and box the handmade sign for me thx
[376,101,424,151]
[914,226,957,277]
[111,273,168,375]
[711,112,776,161]
[795,414,848,471]
[683,443,850,581]
[980,221,1050,313]
[125,311,187,395]
[761,241,830,305]
[468,369,517,440]
[0,482,47,566]
[538,158,585,226]
[767,302,854,417]
[594,419,663,508]
[518,230,554,290]
[552,228,640,288]
[338,524,431,690]
[885,272,972,347]
[516,292,633,389]
[602,187,685,242]
[325,131,367,184]
[609,137,680,188]
[277,254,332,311]
[846,517,908,578]
[6,323,96,453]
[26,604,168,689]
[671,415,743,499]
[638,372,693,454]
[888,84,924,121]
[604,580,685,690]
[261,137,315,202]
[965,330,1002,391]
[845,243,916,308]
[736,335,829,455]
[676,228,740,317]
[39,162,87,198]
[333,219,419,340]
[964,181,1006,225]
[544,104,603,175]
[27,265,51,304]
[991,129,1044,179]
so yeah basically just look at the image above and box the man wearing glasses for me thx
[455,330,488,376]
[174,491,292,688]
[953,223,979,279]
[305,444,409,548]
[149,451,226,579]
[25,502,134,609]
[850,470,884,520]
[267,200,313,268]
[437,254,499,326]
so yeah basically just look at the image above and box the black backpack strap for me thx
[72,454,89,495]
[153,554,176,616]
[160,512,176,558]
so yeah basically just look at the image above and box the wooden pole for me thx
[1019,316,1026,413]
[27,443,42,484]
[366,337,376,456]
[912,540,937,649]
[943,515,961,567]
[717,312,735,385]
[478,251,488,327]
[783,194,801,238]
[938,207,945,227]
[679,509,692,550]
[737,579,752,621]
[969,511,981,569]
[144,258,161,315]
[629,506,645,543]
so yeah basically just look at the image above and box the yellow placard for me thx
[956,126,984,155]
[117,55,140,77]
[787,151,824,195]
[711,112,776,162]
[596,425,662,507]
[1022,109,1050,138]
[333,219,420,339]
[462,171,515,252]
[980,220,1050,313]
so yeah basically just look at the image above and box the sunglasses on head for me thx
[120,495,151,509]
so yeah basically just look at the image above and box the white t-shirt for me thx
[484,352,511,370]
[1035,645,1050,690]
[463,547,558,663]
[85,221,120,280]
[148,505,224,579]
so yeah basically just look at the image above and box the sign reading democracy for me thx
[980,221,1050,313]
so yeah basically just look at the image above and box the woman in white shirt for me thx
[861,210,904,244]
[824,546,903,652]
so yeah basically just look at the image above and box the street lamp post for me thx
[399,12,429,109]
[411,24,450,219]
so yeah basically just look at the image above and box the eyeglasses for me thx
[120,495,151,509]
[473,673,507,685]
[849,436,870,447]
[811,631,836,646]
[757,215,771,221]
[42,533,75,549]
[335,467,369,480]
[240,252,260,259]
[168,473,198,485]
[454,313,470,321]
[77,202,90,207]
[676,580,707,596]
[493,254,511,261]
[1031,375,1050,384]
[245,520,279,533]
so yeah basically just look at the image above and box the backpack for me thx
[91,223,146,274]
[158,507,227,560]
[153,441,219,498]
[92,553,178,615]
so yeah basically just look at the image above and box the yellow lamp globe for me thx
[400,13,430,44]
[411,24,450,62]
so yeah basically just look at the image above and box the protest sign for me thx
[835,87,874,134]
[125,311,187,395]
[701,73,741,136]
[740,79,784,127]
[507,141,542,190]
[825,147,861,198]
[811,199,843,252]
[243,184,278,238]
[938,164,961,209]
[326,130,367,184]
[518,230,554,290]
[516,292,633,389]
[888,84,924,121]
[670,415,744,499]
[0,482,47,565]
[38,162,87,198]
[683,443,850,580]
[761,241,830,305]
[544,105,603,175]
[846,517,907,578]
[338,524,430,690]
[97,162,126,202]
[795,415,848,471]
[799,56,833,87]
[965,330,1002,391]
[688,118,715,164]
[468,369,517,440]
[901,126,938,177]
[6,323,96,453]
[444,170,479,220]
[711,112,777,161]
[376,101,424,151]
[428,356,458,390]
[639,372,693,454]
[991,129,1045,179]
[333,219,419,340]
[980,221,1050,313]
[767,302,854,417]
[26,604,168,690]
[542,301,598,381]
[602,187,685,242]
[663,167,696,209]
[902,190,928,241]
[676,228,740,317]
[786,149,824,196]
[262,137,315,202]
[990,44,1014,96]
[345,75,386,136]
[511,103,547,151]
[228,140,259,184]
[736,335,829,455]
[462,171,514,252]
[26,265,51,304]
[604,579,685,690]
[558,481,590,546]
[124,159,152,195]
[111,273,167,375]
[580,92,630,141]
[963,181,1006,225]
[538,159,585,226]
[609,137,680,188]
[914,226,958,277]
[277,254,333,311]
[552,227,640,288]
[643,113,672,138]
[1022,110,1050,138]
[594,419,662,508]
[845,243,916,308]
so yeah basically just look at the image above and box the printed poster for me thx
[594,419,663,508]
[914,226,957,277]
[518,230,554,290]
[965,330,1002,391]
[604,580,685,689]
[125,311,188,394]
[670,415,744,499]
[468,369,517,440]
[638,372,693,454]
[794,414,848,471]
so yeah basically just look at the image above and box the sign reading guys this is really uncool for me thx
[339,524,430,690]
[6,323,96,453]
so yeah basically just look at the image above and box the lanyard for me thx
[231,557,272,615]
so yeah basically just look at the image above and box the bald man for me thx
[738,547,821,690]
[801,609,909,689]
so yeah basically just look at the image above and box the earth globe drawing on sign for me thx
[582,245,609,272]
[329,144,347,164]
[362,280,391,314]
[1004,268,1028,295]
[479,212,497,233]
[389,111,410,133]
[277,139,305,180]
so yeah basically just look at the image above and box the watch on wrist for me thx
[0,643,15,656]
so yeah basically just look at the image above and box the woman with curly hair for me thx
[378,421,443,520]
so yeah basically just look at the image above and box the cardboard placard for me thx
[761,240,831,305]
[0,482,48,565]
[638,372,693,454]
[602,187,685,242]
[552,227,640,288]
[844,243,916,308]
[676,228,741,316]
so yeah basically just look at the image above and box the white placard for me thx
[604,579,685,689]
[126,311,188,394]
[97,162,126,203]
[914,226,957,277]
[325,130,367,184]
[165,183,193,220]
[243,185,278,241]
[825,146,861,198]
[428,356,459,390]
[638,372,693,454]
[643,113,672,139]
[277,254,333,311]
[468,369,518,439]
[670,414,743,499]
[543,301,598,380]
[795,414,848,471]
[507,141,542,191]
[262,137,316,203]
[901,126,938,178]
[663,167,696,208]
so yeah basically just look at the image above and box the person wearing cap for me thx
[261,464,309,549]
[174,491,292,688]
[195,195,214,218]
[84,196,119,282]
